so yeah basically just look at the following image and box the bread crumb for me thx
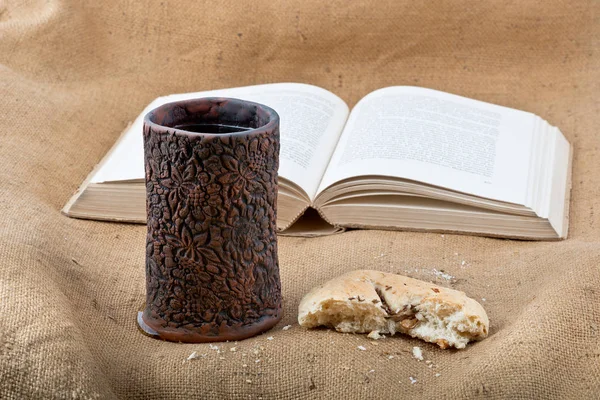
[246,379,252,384]
[432,268,454,280]
[230,347,237,352]
[242,364,248,368]
[267,336,274,341]
[255,359,261,363]
[387,355,394,360]
[368,369,375,373]
[481,298,486,302]
[412,346,424,361]
[367,331,382,340]
[357,345,367,351]
[425,360,432,364]
[409,377,417,384]
[187,351,199,361]
[209,344,219,351]
[435,373,441,377]
[282,325,292,330]
[219,356,225,360]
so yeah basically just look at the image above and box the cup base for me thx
[136,311,161,339]
[136,310,282,343]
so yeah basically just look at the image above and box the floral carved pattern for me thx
[142,101,281,341]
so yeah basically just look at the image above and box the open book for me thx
[63,83,572,240]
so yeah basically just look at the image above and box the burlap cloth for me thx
[1,1,599,398]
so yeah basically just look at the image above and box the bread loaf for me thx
[298,270,489,349]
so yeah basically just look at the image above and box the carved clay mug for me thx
[138,98,282,342]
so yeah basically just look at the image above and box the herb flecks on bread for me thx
[298,270,489,349]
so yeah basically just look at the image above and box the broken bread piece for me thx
[298,270,488,349]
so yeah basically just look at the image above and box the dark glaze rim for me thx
[144,97,280,138]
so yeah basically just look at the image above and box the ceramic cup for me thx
[138,97,282,342]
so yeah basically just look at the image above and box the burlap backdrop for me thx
[1,1,599,399]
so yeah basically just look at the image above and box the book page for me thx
[91,83,349,200]
[317,86,536,205]
[547,128,571,237]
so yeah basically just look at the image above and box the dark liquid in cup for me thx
[174,123,251,134]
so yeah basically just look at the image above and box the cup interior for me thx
[145,97,277,135]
